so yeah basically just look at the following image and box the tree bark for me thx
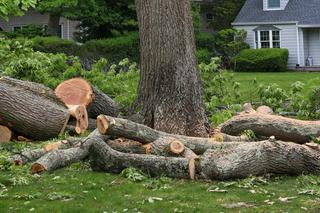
[55,78,117,119]
[89,139,320,180]
[134,0,208,137]
[219,111,320,143]
[0,77,70,140]
[97,115,251,154]
[89,138,191,179]
[48,13,61,37]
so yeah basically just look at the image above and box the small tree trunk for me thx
[135,0,208,137]
[48,13,61,37]
[0,77,70,140]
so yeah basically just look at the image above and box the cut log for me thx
[219,111,320,143]
[0,77,70,140]
[65,118,96,135]
[200,141,320,180]
[96,115,251,154]
[67,105,88,134]
[55,78,117,119]
[89,139,191,179]
[0,125,12,142]
[256,106,273,115]
[89,139,320,180]
[55,78,93,107]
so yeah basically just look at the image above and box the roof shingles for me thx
[233,0,320,25]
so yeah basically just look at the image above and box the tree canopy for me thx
[0,0,37,20]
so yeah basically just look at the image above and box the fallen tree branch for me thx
[96,115,251,154]
[89,139,320,180]
[219,111,320,143]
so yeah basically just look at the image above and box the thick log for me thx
[89,139,320,180]
[0,77,70,140]
[219,112,320,143]
[55,78,117,119]
[200,141,320,180]
[96,115,251,154]
[0,125,12,142]
[89,139,191,179]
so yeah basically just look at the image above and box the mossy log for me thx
[55,78,117,119]
[219,111,320,143]
[96,115,251,154]
[0,77,70,140]
[89,139,320,180]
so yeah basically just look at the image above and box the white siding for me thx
[0,10,79,41]
[263,0,290,11]
[234,24,299,68]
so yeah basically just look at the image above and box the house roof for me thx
[233,0,320,25]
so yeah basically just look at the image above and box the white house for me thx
[0,10,79,40]
[232,0,320,69]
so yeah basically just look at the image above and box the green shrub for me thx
[233,48,289,72]
[195,32,215,51]
[197,49,213,63]
[0,25,45,39]
[32,36,79,56]
[77,32,139,64]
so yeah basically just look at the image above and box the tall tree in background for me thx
[210,0,246,30]
[134,0,208,137]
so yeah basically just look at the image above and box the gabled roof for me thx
[233,0,320,25]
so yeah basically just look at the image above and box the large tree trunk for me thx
[48,13,61,37]
[219,111,320,143]
[89,139,320,180]
[134,0,208,137]
[0,77,70,140]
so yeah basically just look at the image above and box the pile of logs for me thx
[2,77,320,180]
[0,77,116,142]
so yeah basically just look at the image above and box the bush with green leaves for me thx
[0,24,45,39]
[199,57,242,125]
[32,36,80,56]
[215,28,249,67]
[233,48,289,72]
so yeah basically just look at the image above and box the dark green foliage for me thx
[233,48,289,72]
[196,49,213,63]
[215,28,249,67]
[32,36,79,56]
[76,32,139,64]
[0,25,45,38]
[195,32,215,51]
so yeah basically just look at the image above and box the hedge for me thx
[29,31,215,64]
[232,48,289,72]
[32,36,79,56]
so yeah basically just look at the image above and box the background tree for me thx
[134,0,209,137]
[208,0,246,31]
[36,0,137,40]
[0,0,37,20]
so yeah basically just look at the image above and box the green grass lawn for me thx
[1,71,320,212]
[232,71,320,102]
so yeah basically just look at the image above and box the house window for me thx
[206,13,213,21]
[272,31,280,48]
[256,30,281,49]
[260,31,270,48]
[43,24,63,38]
[268,0,280,8]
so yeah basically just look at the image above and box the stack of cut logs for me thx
[2,77,320,180]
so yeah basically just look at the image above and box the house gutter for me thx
[232,21,298,26]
